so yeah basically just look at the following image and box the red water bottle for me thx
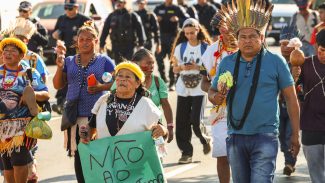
[87,74,96,86]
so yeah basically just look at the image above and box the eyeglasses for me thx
[64,6,74,11]
[19,9,28,13]
[245,62,253,78]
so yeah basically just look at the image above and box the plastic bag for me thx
[25,112,52,139]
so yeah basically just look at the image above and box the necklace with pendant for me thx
[113,93,137,131]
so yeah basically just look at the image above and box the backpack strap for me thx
[154,75,160,90]
[200,42,208,55]
[180,42,187,61]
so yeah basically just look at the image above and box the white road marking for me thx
[165,163,199,178]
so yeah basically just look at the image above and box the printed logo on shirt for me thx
[2,75,18,89]
[167,10,175,14]
[158,10,166,14]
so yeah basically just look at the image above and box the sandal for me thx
[283,164,295,176]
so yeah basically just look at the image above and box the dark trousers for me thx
[74,150,85,183]
[155,35,175,86]
[279,103,297,166]
[112,44,135,65]
[176,95,207,156]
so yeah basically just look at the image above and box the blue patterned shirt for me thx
[63,54,115,117]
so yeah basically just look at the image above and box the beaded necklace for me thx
[1,65,21,90]
[111,93,137,131]
[76,54,97,87]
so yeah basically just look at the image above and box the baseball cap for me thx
[19,1,32,11]
[64,0,78,6]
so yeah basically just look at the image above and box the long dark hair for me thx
[170,24,212,65]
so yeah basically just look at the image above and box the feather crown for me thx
[218,0,274,35]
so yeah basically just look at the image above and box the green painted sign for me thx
[78,131,165,183]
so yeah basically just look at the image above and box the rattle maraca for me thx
[288,37,305,66]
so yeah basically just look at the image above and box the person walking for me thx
[293,29,325,183]
[177,0,198,20]
[18,1,49,57]
[208,0,300,182]
[193,0,218,39]
[132,48,174,142]
[53,23,115,183]
[291,0,320,57]
[0,37,49,183]
[154,0,189,90]
[278,24,304,176]
[52,0,91,114]
[100,0,145,65]
[310,2,325,46]
[171,18,212,164]
[201,11,238,183]
[135,0,161,52]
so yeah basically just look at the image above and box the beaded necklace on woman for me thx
[76,53,97,87]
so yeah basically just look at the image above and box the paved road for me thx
[0,43,312,183]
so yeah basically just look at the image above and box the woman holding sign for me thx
[83,61,168,140]
[52,21,115,183]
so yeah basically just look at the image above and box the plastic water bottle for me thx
[154,136,167,158]
[102,72,112,83]
[37,111,51,121]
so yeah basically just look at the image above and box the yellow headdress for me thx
[0,37,28,55]
[219,0,274,34]
[115,61,145,83]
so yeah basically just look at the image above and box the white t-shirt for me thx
[91,93,162,139]
[174,42,205,97]
[201,40,234,124]
[201,40,230,81]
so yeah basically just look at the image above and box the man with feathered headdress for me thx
[201,9,238,183]
[208,0,300,182]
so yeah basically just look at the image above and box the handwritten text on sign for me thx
[78,131,165,183]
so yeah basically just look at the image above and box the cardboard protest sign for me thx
[78,131,165,183]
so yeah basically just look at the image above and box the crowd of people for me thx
[0,0,324,183]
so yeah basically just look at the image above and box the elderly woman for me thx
[0,37,49,183]
[81,61,168,145]
[52,22,115,183]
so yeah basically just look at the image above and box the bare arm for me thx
[52,55,67,90]
[160,98,174,143]
[282,85,301,157]
[201,75,211,93]
[35,91,50,102]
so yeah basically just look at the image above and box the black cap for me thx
[65,0,78,6]
[19,1,32,11]
[116,0,126,3]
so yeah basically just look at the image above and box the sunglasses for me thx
[64,6,74,11]
[19,9,29,13]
